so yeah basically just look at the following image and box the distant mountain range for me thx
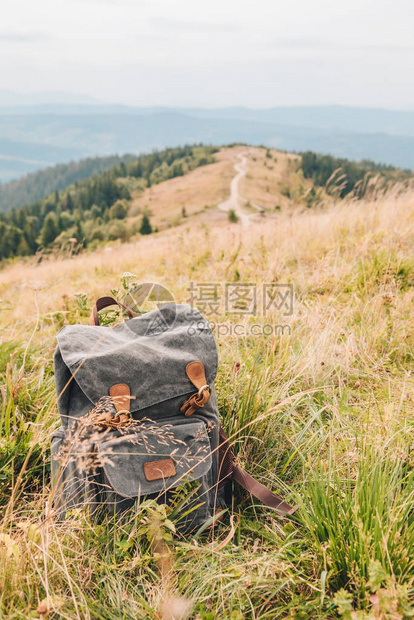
[0,102,414,182]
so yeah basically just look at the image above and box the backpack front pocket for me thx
[97,418,214,527]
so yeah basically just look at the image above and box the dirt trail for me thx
[218,153,251,227]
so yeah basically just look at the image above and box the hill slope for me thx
[0,157,413,617]
[1,144,410,262]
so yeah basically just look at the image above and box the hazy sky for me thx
[1,0,413,108]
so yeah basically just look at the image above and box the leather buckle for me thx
[198,384,211,397]
[112,409,132,426]
[114,409,131,417]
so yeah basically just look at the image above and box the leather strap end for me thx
[186,361,208,390]
[180,389,210,416]
[109,383,131,413]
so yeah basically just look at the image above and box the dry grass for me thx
[1,179,412,336]
[0,163,414,618]
[128,147,239,229]
[239,147,314,212]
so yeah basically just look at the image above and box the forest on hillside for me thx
[300,151,412,198]
[0,145,217,261]
[0,145,412,263]
[0,153,139,213]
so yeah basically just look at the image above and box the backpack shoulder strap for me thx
[218,423,298,516]
[232,463,298,515]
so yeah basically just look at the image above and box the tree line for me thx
[300,151,411,198]
[0,153,139,214]
[0,145,217,261]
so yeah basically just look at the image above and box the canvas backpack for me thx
[51,296,297,530]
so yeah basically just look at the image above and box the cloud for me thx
[360,43,414,52]
[149,16,239,33]
[268,37,414,54]
[0,31,51,42]
[270,37,331,49]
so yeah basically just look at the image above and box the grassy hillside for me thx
[1,145,410,263]
[0,147,413,618]
[0,145,218,260]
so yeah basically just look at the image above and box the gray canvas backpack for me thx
[51,296,296,530]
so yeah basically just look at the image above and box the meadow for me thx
[0,164,413,618]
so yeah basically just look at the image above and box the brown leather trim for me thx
[181,362,211,416]
[218,423,297,516]
[109,383,131,413]
[144,458,176,481]
[89,296,138,326]
[180,389,210,416]
[186,361,208,390]
[232,464,298,515]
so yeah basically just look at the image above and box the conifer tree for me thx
[139,214,152,235]
[40,213,59,246]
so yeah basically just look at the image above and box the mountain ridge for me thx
[1,105,414,182]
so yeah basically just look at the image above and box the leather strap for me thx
[88,296,138,326]
[181,361,211,416]
[219,423,297,516]
[232,464,298,515]
[180,389,211,416]
[108,383,132,425]
[109,383,131,413]
[185,361,208,390]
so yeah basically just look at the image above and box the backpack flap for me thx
[55,304,218,419]
[97,418,212,498]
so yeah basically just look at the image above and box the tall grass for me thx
[300,448,414,604]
